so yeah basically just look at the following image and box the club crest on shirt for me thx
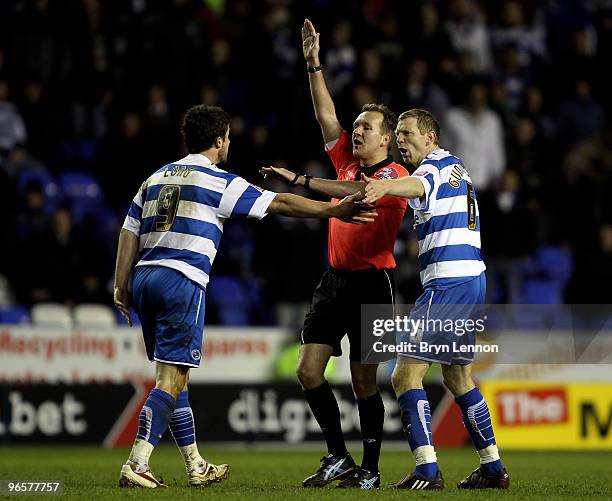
[191,349,201,361]
[375,167,398,180]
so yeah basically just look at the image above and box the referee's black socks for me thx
[357,392,384,473]
[303,381,348,457]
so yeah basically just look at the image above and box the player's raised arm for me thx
[303,18,342,143]
[267,192,376,224]
[260,166,364,198]
[361,172,425,204]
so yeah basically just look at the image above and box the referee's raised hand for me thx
[302,18,320,62]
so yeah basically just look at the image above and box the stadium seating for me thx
[520,246,573,304]
[58,171,104,221]
[0,304,30,324]
[73,303,116,328]
[16,168,60,213]
[206,275,251,325]
[90,206,120,241]
[31,302,72,328]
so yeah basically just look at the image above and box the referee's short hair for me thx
[399,109,440,143]
[182,104,231,153]
[361,103,398,137]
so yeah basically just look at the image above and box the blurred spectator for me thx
[17,207,80,305]
[264,4,298,81]
[359,47,383,87]
[17,206,110,306]
[557,79,605,151]
[506,116,547,192]
[562,124,612,243]
[325,20,357,94]
[480,170,537,303]
[491,0,547,66]
[443,80,506,191]
[20,80,56,162]
[144,84,177,164]
[15,180,49,240]
[494,45,532,113]
[348,84,377,116]
[0,80,27,155]
[564,27,598,85]
[98,111,152,209]
[375,11,404,70]
[567,224,612,304]
[2,147,47,180]
[402,59,450,118]
[520,85,556,141]
[352,48,393,105]
[445,0,493,74]
[408,2,455,78]
[544,0,593,56]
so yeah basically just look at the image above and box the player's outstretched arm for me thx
[362,173,425,203]
[113,228,139,326]
[267,192,376,224]
[303,18,342,143]
[260,166,364,198]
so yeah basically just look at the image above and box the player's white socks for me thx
[414,445,438,466]
[128,439,154,470]
[179,443,206,473]
[477,444,501,465]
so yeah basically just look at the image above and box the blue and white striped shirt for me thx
[409,149,486,289]
[122,154,276,289]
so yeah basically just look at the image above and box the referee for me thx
[263,18,408,490]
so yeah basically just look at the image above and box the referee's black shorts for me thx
[301,267,395,362]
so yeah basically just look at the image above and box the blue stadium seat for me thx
[16,168,60,214]
[0,305,31,324]
[520,246,573,304]
[90,206,120,241]
[206,275,251,326]
[58,171,104,220]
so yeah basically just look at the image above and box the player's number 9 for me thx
[155,185,181,232]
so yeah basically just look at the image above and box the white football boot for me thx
[119,460,165,488]
[187,460,230,487]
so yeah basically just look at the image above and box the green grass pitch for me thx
[1,445,611,500]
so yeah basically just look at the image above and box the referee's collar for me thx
[358,155,393,177]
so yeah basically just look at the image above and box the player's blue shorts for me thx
[398,272,486,365]
[132,265,206,368]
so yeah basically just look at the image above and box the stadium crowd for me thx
[1,0,612,325]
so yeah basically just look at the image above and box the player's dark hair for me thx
[360,103,398,137]
[181,104,231,153]
[399,108,441,143]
